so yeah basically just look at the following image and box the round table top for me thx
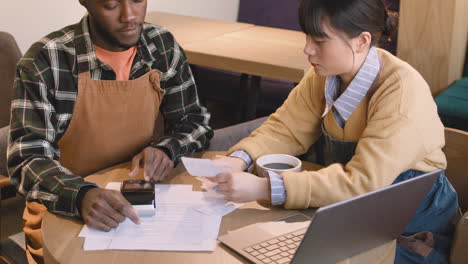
[42,151,322,264]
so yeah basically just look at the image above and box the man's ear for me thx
[355,32,372,54]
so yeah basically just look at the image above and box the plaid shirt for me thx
[7,15,213,217]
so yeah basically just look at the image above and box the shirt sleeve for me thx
[152,36,213,165]
[230,150,286,204]
[268,171,287,205]
[229,150,254,172]
[7,63,97,217]
[228,69,325,161]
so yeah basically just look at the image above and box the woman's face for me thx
[303,18,356,77]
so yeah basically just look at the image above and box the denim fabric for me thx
[393,170,458,264]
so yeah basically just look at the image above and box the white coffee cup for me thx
[255,154,302,177]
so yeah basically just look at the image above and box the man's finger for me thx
[98,214,119,230]
[160,161,173,181]
[98,199,126,223]
[106,191,141,224]
[129,153,143,177]
[121,205,141,225]
[150,153,165,181]
[143,149,156,181]
[87,220,112,232]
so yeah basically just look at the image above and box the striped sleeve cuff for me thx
[229,150,254,173]
[268,171,287,205]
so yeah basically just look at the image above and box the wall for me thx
[0,0,239,54]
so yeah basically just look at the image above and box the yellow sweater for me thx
[229,49,446,209]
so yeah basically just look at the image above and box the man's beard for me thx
[93,21,142,50]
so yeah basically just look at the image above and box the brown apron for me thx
[23,69,164,264]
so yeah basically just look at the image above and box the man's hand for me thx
[129,147,174,181]
[211,155,248,172]
[81,188,141,231]
[209,171,270,203]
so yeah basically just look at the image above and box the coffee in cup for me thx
[255,154,302,177]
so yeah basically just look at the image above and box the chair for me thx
[443,127,468,212]
[443,127,468,263]
[0,32,32,264]
[0,32,21,128]
[0,31,21,197]
[435,78,468,132]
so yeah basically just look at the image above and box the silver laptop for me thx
[219,170,441,264]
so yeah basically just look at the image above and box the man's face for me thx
[82,0,147,51]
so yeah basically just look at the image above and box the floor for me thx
[0,195,25,242]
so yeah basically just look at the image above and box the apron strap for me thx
[78,71,92,80]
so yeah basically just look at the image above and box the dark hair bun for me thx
[383,10,399,38]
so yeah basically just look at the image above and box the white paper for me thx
[194,202,243,216]
[181,157,230,177]
[79,183,226,251]
[105,182,122,191]
[193,178,244,217]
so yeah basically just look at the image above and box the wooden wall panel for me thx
[397,0,468,96]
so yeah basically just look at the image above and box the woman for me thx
[210,0,458,263]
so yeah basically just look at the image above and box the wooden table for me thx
[145,12,309,82]
[145,12,310,120]
[184,26,310,120]
[42,152,393,264]
[183,26,310,84]
[145,12,254,45]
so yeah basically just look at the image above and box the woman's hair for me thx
[298,0,394,46]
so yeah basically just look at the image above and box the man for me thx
[7,0,213,263]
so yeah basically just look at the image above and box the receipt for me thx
[181,157,230,177]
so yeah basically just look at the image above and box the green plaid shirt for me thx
[7,15,213,217]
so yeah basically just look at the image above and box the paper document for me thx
[79,182,240,251]
[81,206,221,251]
[181,157,230,177]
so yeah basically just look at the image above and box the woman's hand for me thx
[210,171,270,203]
[211,155,248,172]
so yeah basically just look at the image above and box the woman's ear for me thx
[355,32,372,53]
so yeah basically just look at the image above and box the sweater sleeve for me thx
[228,69,325,159]
[282,74,441,209]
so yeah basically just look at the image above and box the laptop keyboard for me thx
[243,228,307,264]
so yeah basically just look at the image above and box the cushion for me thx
[208,117,267,151]
[435,78,468,131]
[0,238,27,264]
[238,0,301,31]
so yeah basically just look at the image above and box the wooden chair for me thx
[443,127,468,212]
[443,127,468,264]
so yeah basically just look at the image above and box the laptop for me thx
[219,170,441,264]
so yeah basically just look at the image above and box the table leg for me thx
[244,75,261,121]
[238,73,249,122]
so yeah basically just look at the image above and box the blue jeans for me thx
[394,170,458,264]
